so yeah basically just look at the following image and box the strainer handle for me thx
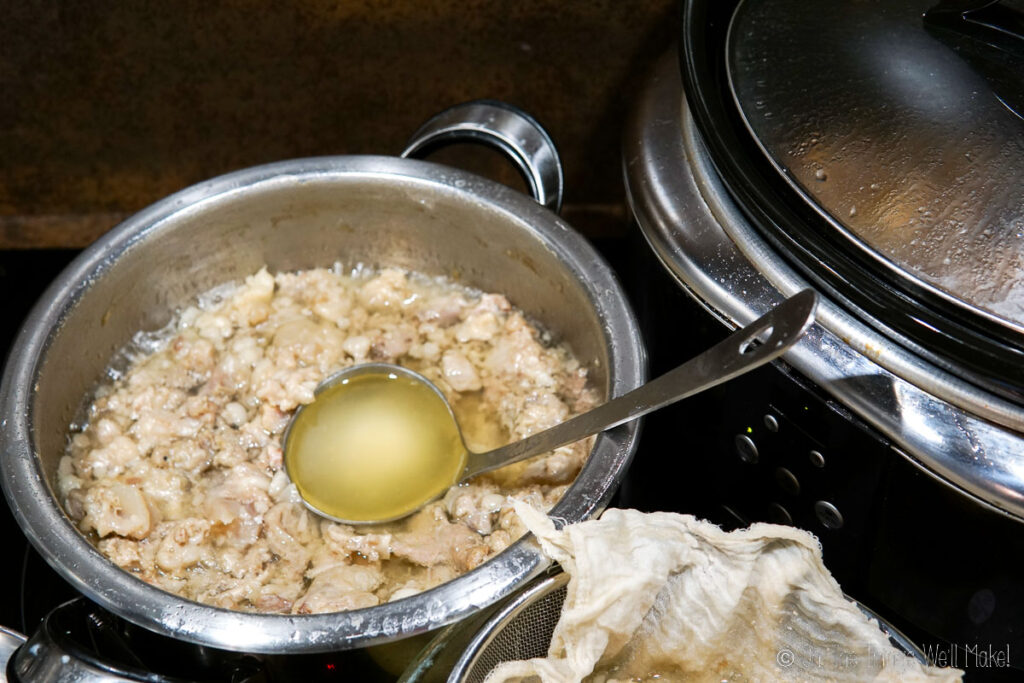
[464,290,819,479]
[401,100,564,213]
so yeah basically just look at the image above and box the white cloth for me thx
[484,505,961,683]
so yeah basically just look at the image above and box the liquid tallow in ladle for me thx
[284,289,818,525]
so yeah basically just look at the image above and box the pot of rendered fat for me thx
[0,101,645,653]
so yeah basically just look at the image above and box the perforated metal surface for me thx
[464,584,566,683]
[446,574,567,683]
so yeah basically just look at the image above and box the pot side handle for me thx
[401,100,564,213]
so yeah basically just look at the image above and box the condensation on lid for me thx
[728,0,1024,329]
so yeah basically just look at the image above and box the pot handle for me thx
[401,100,564,213]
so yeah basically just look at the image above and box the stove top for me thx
[3,242,1011,680]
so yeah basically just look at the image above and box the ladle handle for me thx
[464,289,819,478]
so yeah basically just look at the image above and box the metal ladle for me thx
[284,289,818,525]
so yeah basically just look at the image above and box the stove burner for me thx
[0,626,26,681]
[7,598,407,682]
[9,598,265,682]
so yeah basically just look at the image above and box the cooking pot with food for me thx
[622,0,1024,673]
[0,101,645,653]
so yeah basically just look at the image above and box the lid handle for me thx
[925,1,1024,55]
[924,0,1024,117]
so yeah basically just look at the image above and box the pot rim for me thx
[0,154,646,653]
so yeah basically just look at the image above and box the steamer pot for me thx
[0,101,645,654]
[623,0,1024,673]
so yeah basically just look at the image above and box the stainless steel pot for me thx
[0,101,645,654]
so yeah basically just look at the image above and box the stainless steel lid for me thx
[680,0,1024,401]
[729,0,1024,330]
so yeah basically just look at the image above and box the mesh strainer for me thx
[448,571,569,683]
[401,569,930,683]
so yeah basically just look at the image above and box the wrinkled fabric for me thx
[485,505,961,683]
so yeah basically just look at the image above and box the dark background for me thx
[0,0,675,248]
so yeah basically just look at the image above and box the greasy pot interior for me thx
[34,164,610,489]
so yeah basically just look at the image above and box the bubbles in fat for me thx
[195,281,239,310]
[129,317,179,356]
[350,262,374,279]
